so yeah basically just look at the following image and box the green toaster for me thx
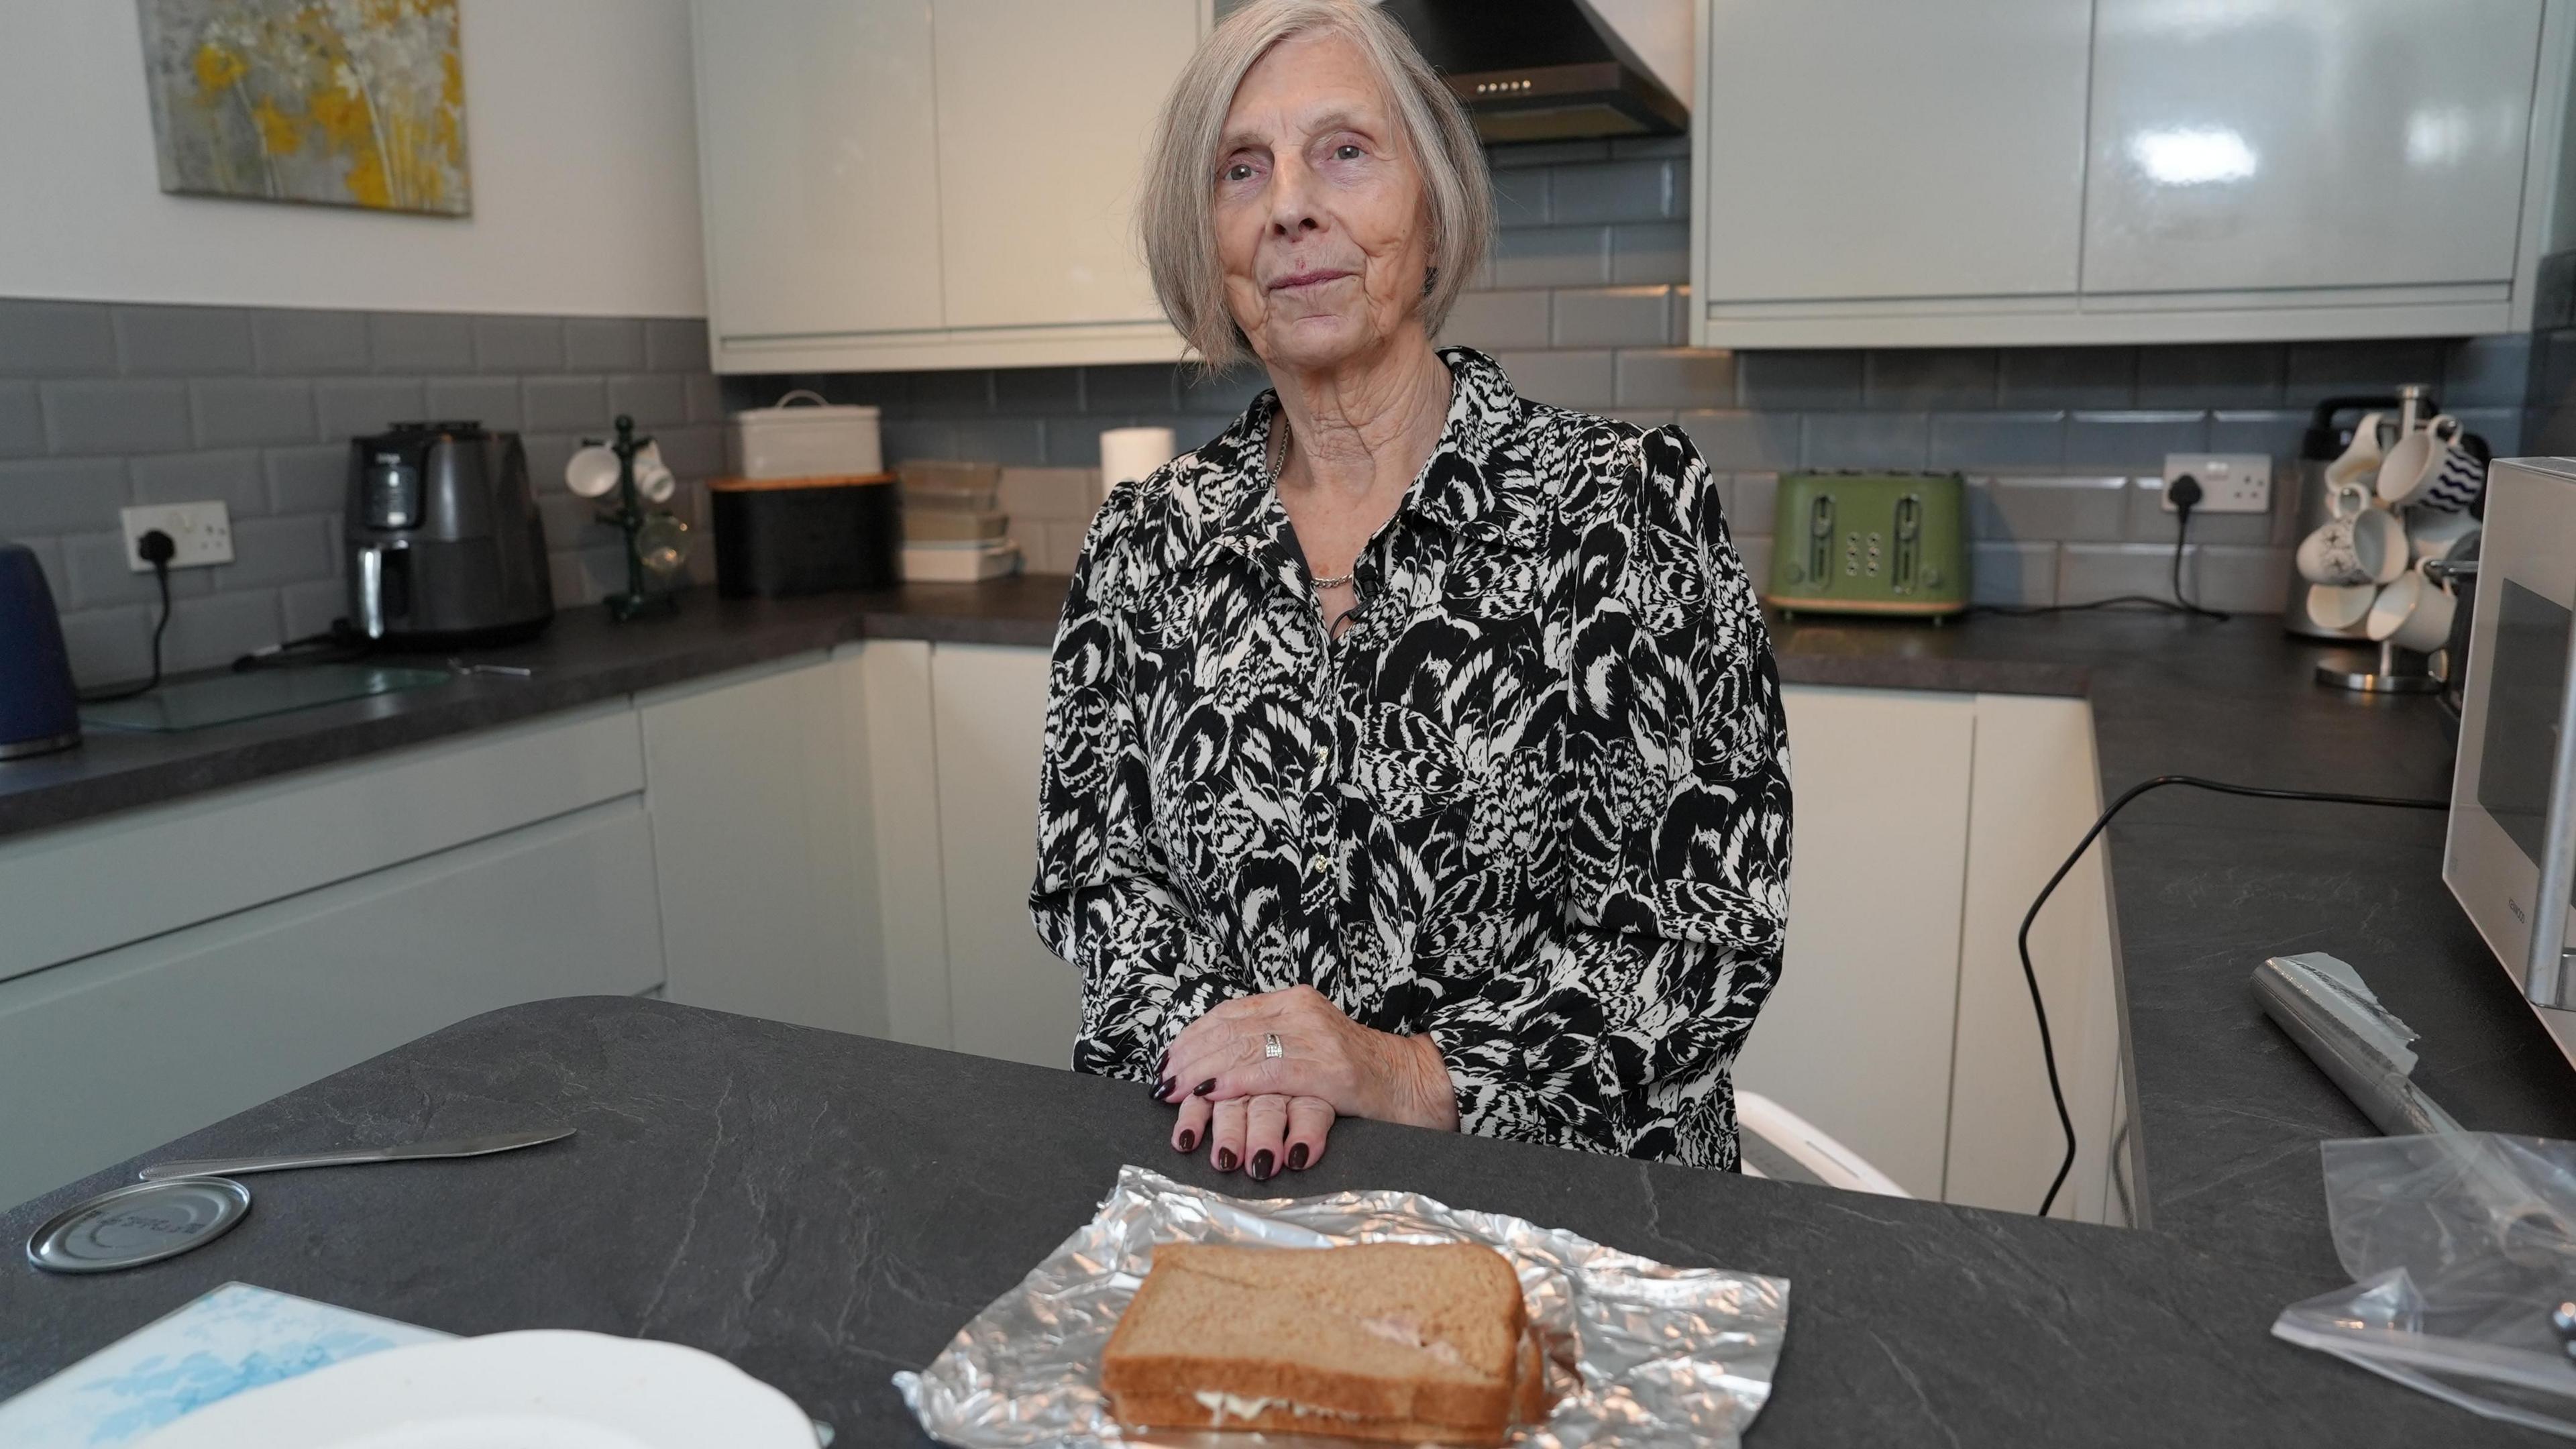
[1763,472,1971,618]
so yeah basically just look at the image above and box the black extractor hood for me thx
[1377,0,1686,144]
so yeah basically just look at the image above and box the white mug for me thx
[2324,411,2387,488]
[566,444,621,498]
[2408,509,2479,564]
[633,441,678,504]
[2297,484,2400,586]
[2365,559,2459,654]
[2304,582,2375,632]
[2375,415,2464,508]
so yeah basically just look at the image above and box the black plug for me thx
[2167,474,2204,515]
[136,529,176,568]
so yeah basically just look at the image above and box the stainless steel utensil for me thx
[138,1127,574,1181]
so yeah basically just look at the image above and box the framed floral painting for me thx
[136,0,471,216]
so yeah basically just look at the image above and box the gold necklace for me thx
[1270,419,1356,592]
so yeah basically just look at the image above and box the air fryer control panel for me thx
[362,449,422,529]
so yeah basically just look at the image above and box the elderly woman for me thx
[1031,0,1789,1183]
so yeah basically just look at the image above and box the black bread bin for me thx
[710,472,898,597]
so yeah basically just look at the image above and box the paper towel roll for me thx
[1098,427,1177,500]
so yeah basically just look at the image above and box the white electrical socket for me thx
[120,502,234,571]
[2160,453,2272,515]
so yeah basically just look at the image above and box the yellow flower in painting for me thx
[192,41,246,95]
[250,96,303,156]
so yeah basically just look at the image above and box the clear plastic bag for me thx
[2274,1133,2576,1438]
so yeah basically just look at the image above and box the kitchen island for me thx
[0,992,2555,1446]
[4,584,2575,1441]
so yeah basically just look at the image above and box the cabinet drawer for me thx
[0,798,663,1213]
[0,704,643,985]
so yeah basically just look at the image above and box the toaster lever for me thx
[1892,495,1921,593]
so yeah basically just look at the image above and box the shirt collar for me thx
[1178,346,1544,571]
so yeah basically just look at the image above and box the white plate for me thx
[134,1330,818,1449]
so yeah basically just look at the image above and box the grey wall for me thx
[735,138,2540,613]
[0,300,722,686]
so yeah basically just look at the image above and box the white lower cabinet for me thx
[0,799,662,1212]
[639,653,881,1037]
[1736,688,1977,1201]
[929,644,1083,1069]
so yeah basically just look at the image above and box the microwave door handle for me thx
[356,544,387,639]
[2524,616,2576,1010]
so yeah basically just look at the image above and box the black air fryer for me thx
[347,421,553,647]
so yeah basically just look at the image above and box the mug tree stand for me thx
[2317,639,2441,694]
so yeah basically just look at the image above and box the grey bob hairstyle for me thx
[1138,0,1494,369]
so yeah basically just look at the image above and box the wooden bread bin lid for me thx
[710,472,896,492]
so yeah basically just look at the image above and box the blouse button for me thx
[1309,853,1332,875]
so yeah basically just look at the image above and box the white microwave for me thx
[2447,456,2576,1063]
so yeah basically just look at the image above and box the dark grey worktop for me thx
[0,995,2556,1446]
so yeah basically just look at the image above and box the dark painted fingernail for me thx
[1216,1148,1238,1171]
[1153,1077,1175,1100]
[1193,1079,1216,1096]
[1176,1130,1197,1153]
[1288,1142,1309,1171]
[1252,1149,1274,1180]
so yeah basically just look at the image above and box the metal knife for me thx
[138,1127,574,1181]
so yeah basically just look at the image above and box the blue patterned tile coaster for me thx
[0,1281,452,1448]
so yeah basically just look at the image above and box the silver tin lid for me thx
[26,1177,251,1273]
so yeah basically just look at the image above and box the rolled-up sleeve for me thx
[1030,486,1242,1081]
[1429,425,1792,1164]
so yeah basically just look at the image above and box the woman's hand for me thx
[1155,985,1459,1132]
[1172,1091,1333,1180]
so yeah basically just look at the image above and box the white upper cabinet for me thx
[693,0,947,344]
[1693,0,2576,347]
[693,1,1208,373]
[1696,0,2090,305]
[933,0,1199,330]
[2083,0,2542,297]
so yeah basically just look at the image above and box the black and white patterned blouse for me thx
[1029,347,1791,1169]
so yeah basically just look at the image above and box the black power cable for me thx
[2024,774,2449,1219]
[78,529,177,704]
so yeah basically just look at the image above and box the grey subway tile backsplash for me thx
[523,376,610,433]
[368,311,476,372]
[1615,347,1733,409]
[313,378,427,440]
[44,379,193,455]
[2063,411,2208,470]
[473,315,566,373]
[0,383,42,459]
[564,317,648,373]
[1,457,131,535]
[994,366,1083,415]
[1608,222,1689,284]
[191,378,315,447]
[2133,345,2283,410]
[1966,476,2127,545]
[1929,411,2065,472]
[131,448,266,515]
[1490,166,1548,228]
[252,308,370,375]
[2283,339,2447,404]
[1997,347,2136,411]
[1970,541,2059,607]
[607,373,690,429]
[1803,411,1928,470]
[115,306,254,376]
[1550,159,1674,225]
[0,299,119,376]
[1492,350,1617,409]
[1737,350,1864,410]
[645,318,712,373]
[1678,411,1801,473]
[1865,350,1998,410]
[1443,289,1552,351]
[427,377,525,432]
[1554,287,1675,349]
[264,443,347,515]
[1493,226,1615,288]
